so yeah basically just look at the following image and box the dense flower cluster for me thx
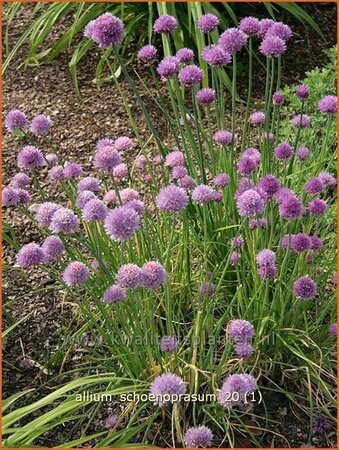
[4,11,337,447]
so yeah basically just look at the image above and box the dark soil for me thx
[2,2,337,448]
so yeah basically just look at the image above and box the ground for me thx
[2,2,337,448]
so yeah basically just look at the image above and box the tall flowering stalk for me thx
[3,12,337,449]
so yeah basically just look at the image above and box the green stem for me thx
[241,37,253,151]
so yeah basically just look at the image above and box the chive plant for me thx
[3,11,337,449]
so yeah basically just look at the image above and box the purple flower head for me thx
[291,114,311,128]
[2,187,19,207]
[49,207,80,234]
[104,206,140,242]
[260,218,268,229]
[105,414,118,429]
[17,146,45,170]
[192,184,215,205]
[228,319,255,342]
[318,95,337,114]
[135,155,146,169]
[116,263,142,288]
[219,374,257,408]
[236,189,265,217]
[184,426,213,448]
[176,47,194,63]
[114,136,133,152]
[96,138,113,150]
[84,13,124,48]
[272,91,284,106]
[165,150,185,167]
[213,130,233,146]
[259,36,286,57]
[258,264,277,280]
[48,166,64,181]
[279,195,304,220]
[318,171,336,187]
[304,177,324,195]
[78,177,100,193]
[179,175,196,190]
[63,261,89,286]
[141,261,166,290]
[157,56,179,79]
[243,147,261,163]
[256,249,276,267]
[41,236,64,263]
[213,191,223,202]
[171,166,187,180]
[265,22,292,41]
[160,336,179,353]
[258,18,275,37]
[219,28,247,54]
[312,415,332,435]
[235,343,254,359]
[296,146,310,162]
[196,87,215,105]
[82,199,108,222]
[293,275,317,300]
[125,199,145,216]
[5,109,27,131]
[156,185,189,212]
[103,190,117,206]
[199,282,216,298]
[258,174,280,197]
[237,154,260,176]
[239,16,260,35]
[93,147,122,172]
[291,234,311,253]
[16,189,31,205]
[63,162,83,179]
[213,173,229,188]
[9,172,31,189]
[154,15,177,34]
[198,13,220,33]
[36,202,61,227]
[16,243,44,268]
[201,45,231,67]
[138,44,157,62]
[250,111,265,126]
[308,198,327,216]
[231,236,244,248]
[273,187,294,204]
[234,177,255,200]
[29,115,52,136]
[296,84,309,100]
[328,323,337,337]
[76,190,96,209]
[103,285,126,304]
[1,187,19,206]
[230,251,240,265]
[274,142,293,160]
[150,372,186,407]
[113,163,128,182]
[45,153,58,166]
[280,234,292,249]
[249,219,258,229]
[309,235,323,251]
[178,64,204,87]
[120,188,140,204]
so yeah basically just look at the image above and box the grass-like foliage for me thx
[2,12,337,449]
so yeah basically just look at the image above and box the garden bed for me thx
[2,3,337,449]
